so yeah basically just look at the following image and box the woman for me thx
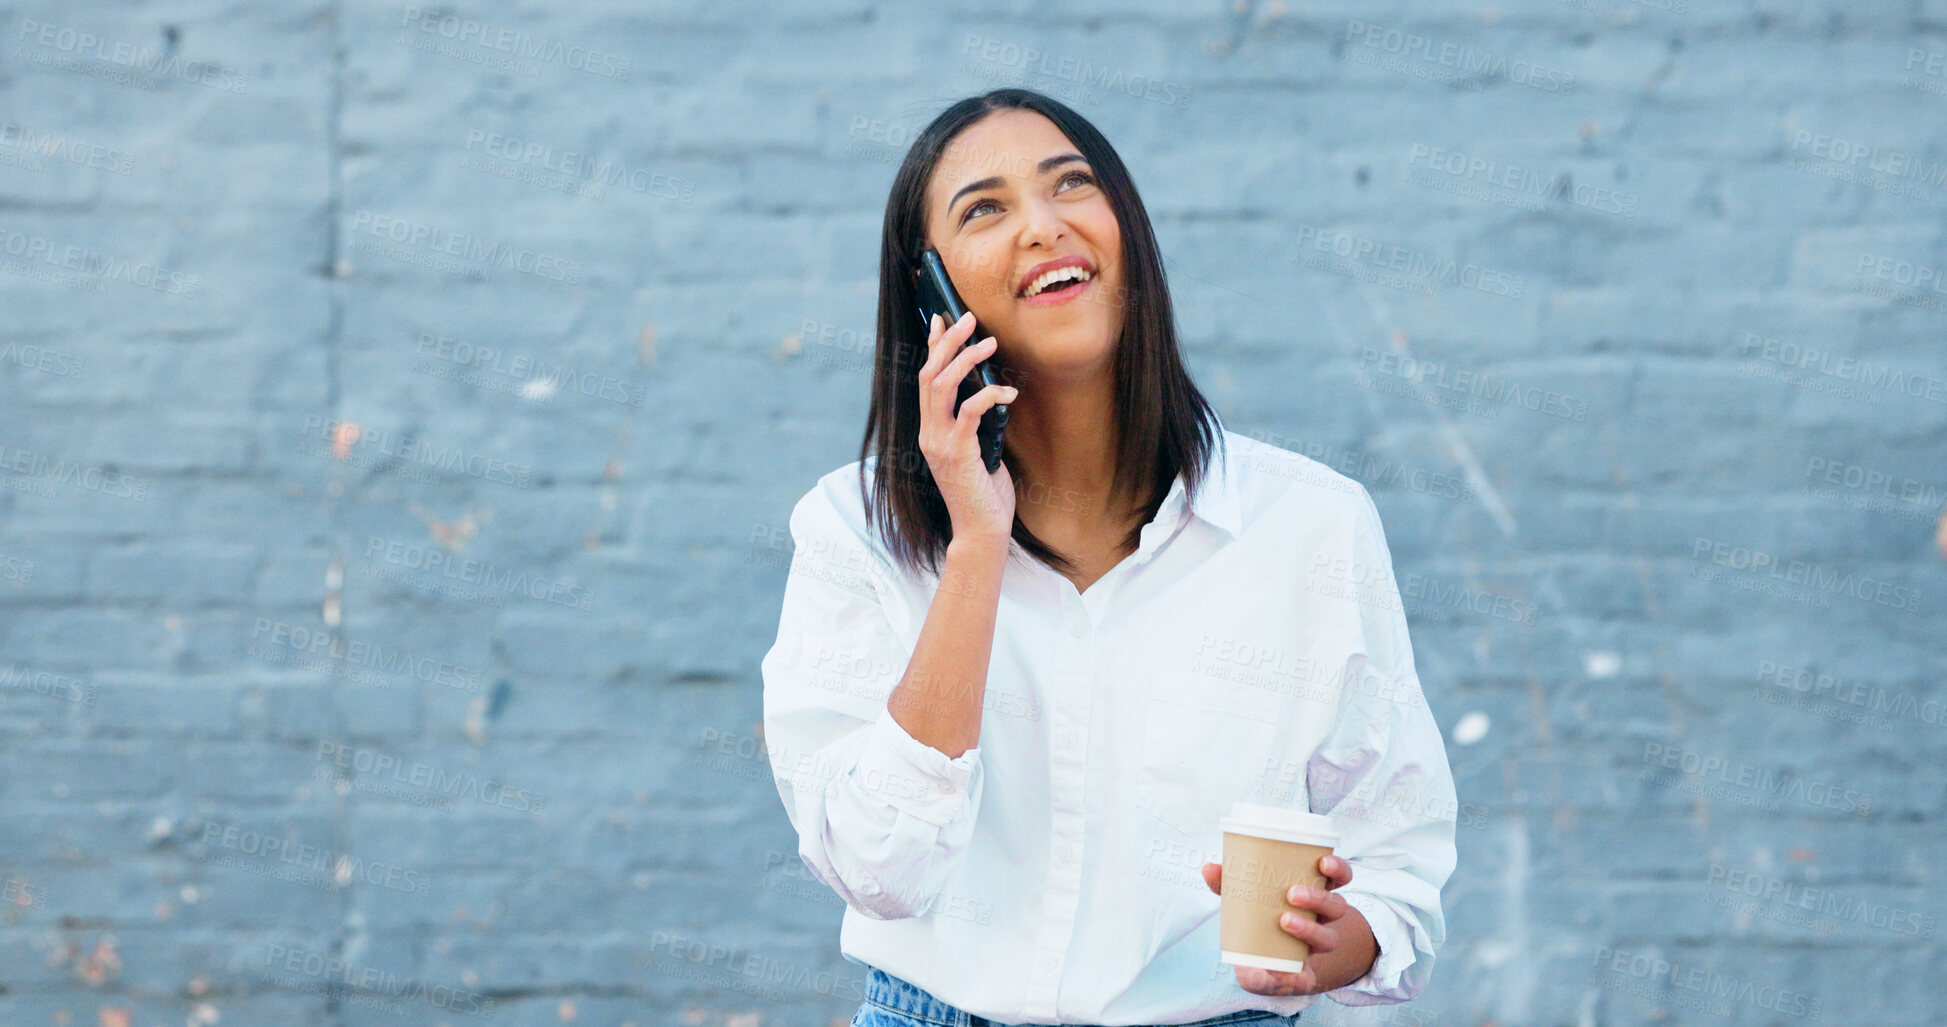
[762,88,1457,1026]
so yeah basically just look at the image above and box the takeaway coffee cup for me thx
[1218,803,1341,974]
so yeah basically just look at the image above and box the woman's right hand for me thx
[917,311,1017,543]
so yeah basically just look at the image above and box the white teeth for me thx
[1024,265,1092,297]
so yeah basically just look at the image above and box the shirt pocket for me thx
[1134,673,1289,838]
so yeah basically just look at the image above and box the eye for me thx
[959,170,1099,225]
[962,197,1000,223]
[1057,169,1096,191]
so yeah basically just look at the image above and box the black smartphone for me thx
[913,248,1009,473]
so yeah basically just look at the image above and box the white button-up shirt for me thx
[761,424,1457,1024]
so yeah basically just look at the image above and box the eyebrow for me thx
[946,153,1089,218]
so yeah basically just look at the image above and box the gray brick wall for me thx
[1,0,1942,1024]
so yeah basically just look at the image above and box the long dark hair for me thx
[859,88,1223,580]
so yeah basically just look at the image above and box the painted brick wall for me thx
[1,1,1941,1024]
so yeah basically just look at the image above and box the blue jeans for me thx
[850,965,1303,1027]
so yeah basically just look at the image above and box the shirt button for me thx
[1059,845,1076,864]
[1039,954,1058,971]
[1069,621,1086,639]
[939,780,954,794]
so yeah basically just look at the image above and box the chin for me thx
[1011,339,1116,377]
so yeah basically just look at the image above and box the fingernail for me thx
[958,311,973,322]
[1288,885,1303,903]
[1281,913,1298,929]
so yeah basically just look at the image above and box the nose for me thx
[1016,191,1066,251]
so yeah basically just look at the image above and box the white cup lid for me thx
[1220,802,1340,847]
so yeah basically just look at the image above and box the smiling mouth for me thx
[1019,274,1094,306]
[1018,263,1095,299]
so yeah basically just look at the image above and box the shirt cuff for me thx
[852,706,981,829]
[1328,888,1420,1005]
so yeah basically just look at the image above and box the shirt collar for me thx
[1185,425,1243,541]
[1135,421,1243,562]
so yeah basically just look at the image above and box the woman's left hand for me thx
[1199,855,1359,997]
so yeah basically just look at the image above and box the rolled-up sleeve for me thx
[1306,484,1457,1004]
[760,480,986,921]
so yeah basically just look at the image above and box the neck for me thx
[1001,371,1129,519]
